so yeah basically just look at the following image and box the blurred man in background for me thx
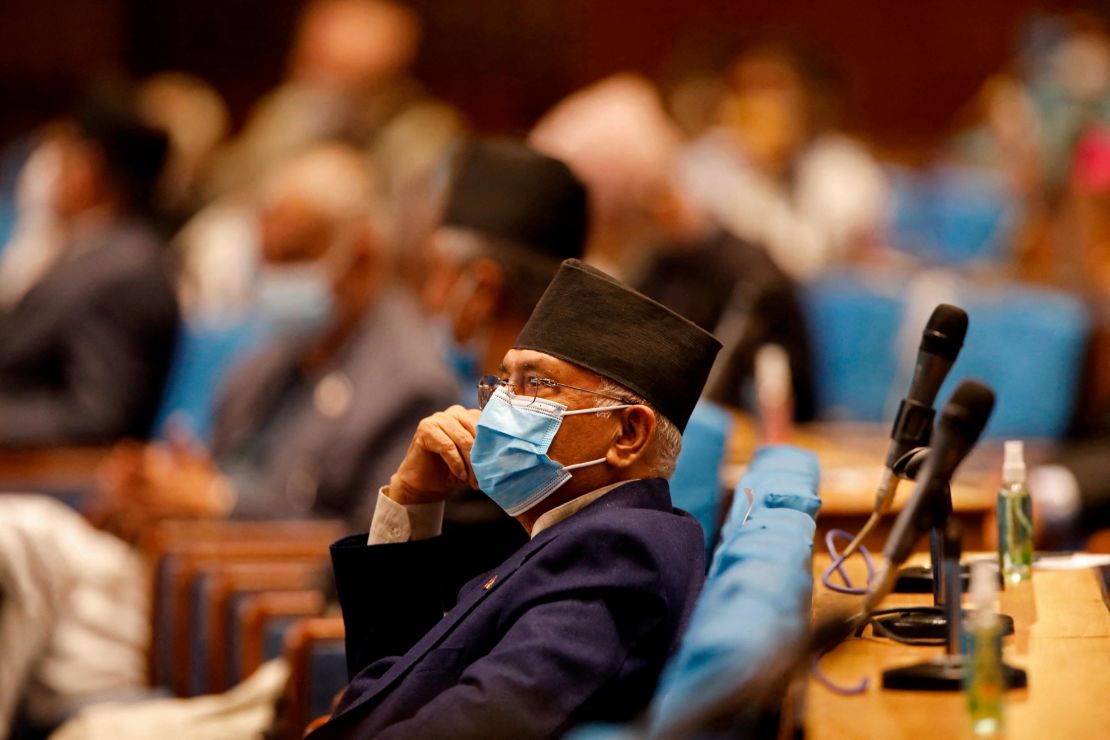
[136,72,231,228]
[0,86,179,447]
[531,74,815,420]
[419,137,591,595]
[207,0,460,207]
[96,143,457,530]
[678,40,887,282]
[0,143,456,735]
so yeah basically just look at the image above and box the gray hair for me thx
[593,378,682,479]
[433,226,564,317]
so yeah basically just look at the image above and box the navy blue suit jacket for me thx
[309,478,705,739]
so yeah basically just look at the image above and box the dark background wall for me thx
[0,0,1095,147]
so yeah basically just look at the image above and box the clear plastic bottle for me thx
[964,560,1004,736]
[997,440,1033,584]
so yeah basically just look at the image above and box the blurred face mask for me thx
[432,271,486,389]
[253,261,336,340]
[470,386,632,516]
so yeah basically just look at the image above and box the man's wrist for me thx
[385,476,445,506]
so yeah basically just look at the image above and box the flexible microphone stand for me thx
[879,519,1027,691]
[890,446,970,594]
[869,448,1015,641]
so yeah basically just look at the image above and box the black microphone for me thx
[837,305,969,562]
[865,380,995,612]
[884,304,970,471]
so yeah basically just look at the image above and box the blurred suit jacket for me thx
[209,290,459,525]
[309,478,705,740]
[0,219,178,447]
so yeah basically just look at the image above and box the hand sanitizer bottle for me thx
[997,440,1033,584]
[965,560,1004,736]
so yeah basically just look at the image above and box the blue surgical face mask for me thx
[253,262,336,340]
[470,386,633,516]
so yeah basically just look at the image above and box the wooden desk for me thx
[807,554,1110,739]
[726,422,1001,552]
[0,446,111,490]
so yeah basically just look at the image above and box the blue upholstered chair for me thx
[801,274,903,422]
[648,446,820,735]
[801,272,1090,439]
[568,445,821,738]
[940,283,1090,439]
[668,400,734,559]
[886,164,1019,267]
[149,318,267,442]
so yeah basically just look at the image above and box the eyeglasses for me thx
[477,374,634,410]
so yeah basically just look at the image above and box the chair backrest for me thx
[802,273,903,421]
[186,560,321,696]
[648,445,820,737]
[149,318,267,442]
[232,589,325,686]
[667,400,734,559]
[886,164,1018,267]
[801,273,1091,438]
[146,520,342,691]
[283,617,347,739]
[940,284,1090,439]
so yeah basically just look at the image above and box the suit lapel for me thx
[328,533,555,722]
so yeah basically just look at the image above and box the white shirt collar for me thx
[529,480,638,537]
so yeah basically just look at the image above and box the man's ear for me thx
[606,405,657,470]
[454,256,503,342]
[337,225,380,294]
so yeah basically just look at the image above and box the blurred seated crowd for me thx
[1,1,1109,738]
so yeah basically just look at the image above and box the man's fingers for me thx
[419,420,469,481]
[436,413,478,482]
[444,405,481,435]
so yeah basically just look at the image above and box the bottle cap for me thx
[1003,440,1026,483]
[970,560,998,615]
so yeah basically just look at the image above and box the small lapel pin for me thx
[483,576,498,590]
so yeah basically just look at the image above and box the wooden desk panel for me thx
[807,555,1110,739]
[726,422,1000,552]
[0,446,111,490]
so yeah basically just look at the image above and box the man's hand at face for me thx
[387,405,480,506]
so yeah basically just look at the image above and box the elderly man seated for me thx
[310,259,721,739]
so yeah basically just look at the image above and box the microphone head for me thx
[938,379,995,443]
[920,304,969,360]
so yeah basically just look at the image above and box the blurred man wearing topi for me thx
[310,259,720,738]
[96,143,458,529]
[417,137,591,597]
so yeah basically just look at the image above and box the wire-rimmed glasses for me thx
[476,375,634,410]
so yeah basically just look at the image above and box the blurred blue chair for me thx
[649,446,820,735]
[668,400,734,560]
[0,198,14,253]
[801,274,903,421]
[939,283,1090,439]
[886,164,1019,266]
[568,445,820,738]
[0,135,36,255]
[802,271,1090,439]
[150,318,267,442]
[308,643,348,722]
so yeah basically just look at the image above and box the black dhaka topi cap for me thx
[72,83,169,209]
[442,138,588,260]
[514,259,722,432]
